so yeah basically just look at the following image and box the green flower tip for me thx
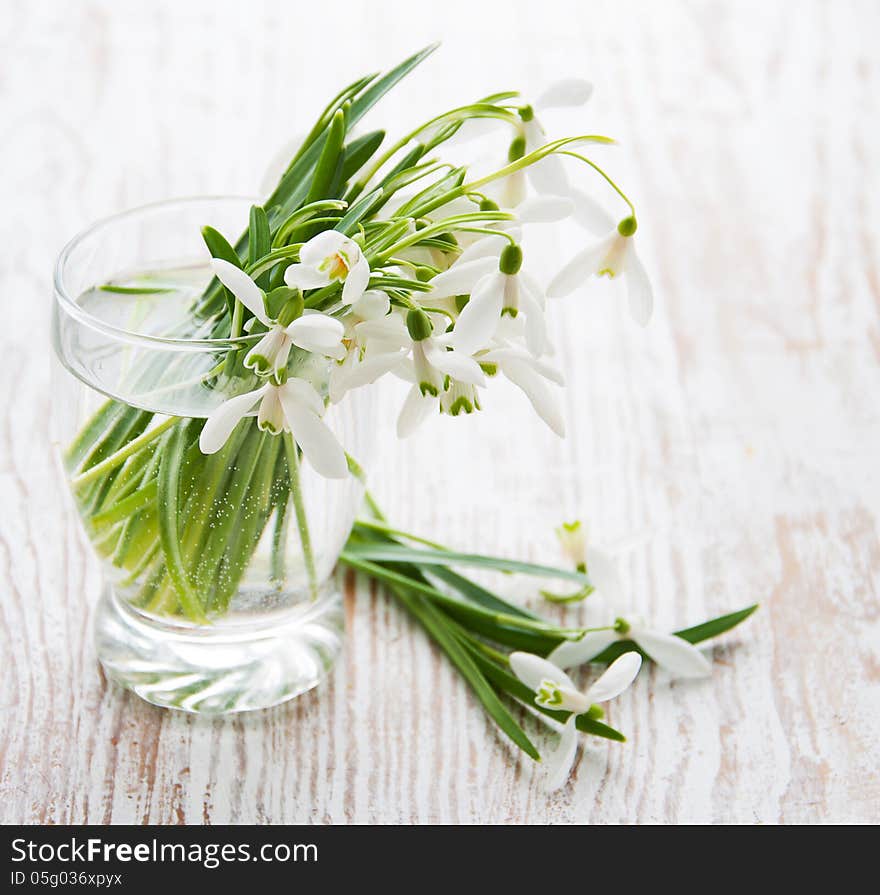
[617,216,638,237]
[273,366,289,385]
[276,290,304,327]
[406,307,434,341]
[415,266,434,283]
[586,704,604,720]
[518,104,535,123]
[508,135,526,162]
[499,244,523,275]
[614,616,631,635]
[479,197,500,212]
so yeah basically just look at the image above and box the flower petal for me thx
[509,651,577,692]
[341,255,371,305]
[210,259,270,325]
[545,717,580,792]
[299,230,349,267]
[499,357,565,437]
[586,546,623,604]
[199,386,266,454]
[329,350,406,403]
[519,288,549,357]
[278,376,325,416]
[278,389,348,479]
[456,235,507,266]
[283,263,331,291]
[350,289,390,320]
[428,257,498,299]
[546,233,614,298]
[527,154,570,198]
[538,79,594,109]
[397,386,436,437]
[632,629,712,679]
[421,339,486,387]
[287,313,345,357]
[452,273,504,354]
[625,249,654,326]
[548,630,619,669]
[516,196,574,224]
[569,187,615,235]
[583,651,642,703]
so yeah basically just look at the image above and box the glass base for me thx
[94,584,344,714]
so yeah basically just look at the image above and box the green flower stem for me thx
[71,415,178,489]
[555,149,636,216]
[383,578,541,761]
[283,433,318,600]
[356,103,519,190]
[90,480,158,528]
[375,211,516,262]
[339,552,584,639]
[270,495,290,585]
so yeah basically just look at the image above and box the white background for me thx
[1,0,878,823]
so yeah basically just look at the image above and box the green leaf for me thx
[335,188,385,234]
[99,285,174,295]
[342,544,590,585]
[390,583,540,761]
[676,604,760,644]
[156,421,207,623]
[460,635,626,742]
[591,605,760,665]
[339,129,385,184]
[307,108,347,204]
[247,205,271,266]
[428,566,541,621]
[201,225,242,317]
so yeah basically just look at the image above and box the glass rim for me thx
[53,194,261,351]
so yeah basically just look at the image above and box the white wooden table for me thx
[2,0,878,824]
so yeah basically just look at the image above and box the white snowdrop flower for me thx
[547,218,653,326]
[477,344,566,437]
[548,612,713,680]
[284,230,371,305]
[199,378,348,479]
[510,651,641,790]
[552,520,623,603]
[328,291,409,404]
[211,259,345,376]
[516,79,594,198]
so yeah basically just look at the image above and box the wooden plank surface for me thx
[1,0,878,824]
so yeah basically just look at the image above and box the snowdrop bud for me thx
[519,104,535,123]
[415,266,434,283]
[586,705,604,720]
[479,198,500,212]
[499,244,523,275]
[508,135,526,162]
[406,307,434,342]
[614,617,632,635]
[617,216,638,237]
[276,288,304,326]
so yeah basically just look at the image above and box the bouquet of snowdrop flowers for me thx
[63,45,754,787]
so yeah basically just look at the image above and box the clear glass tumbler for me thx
[52,197,375,713]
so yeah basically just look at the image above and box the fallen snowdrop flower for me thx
[549,613,712,680]
[510,650,641,790]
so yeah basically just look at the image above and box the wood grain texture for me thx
[1,0,878,824]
